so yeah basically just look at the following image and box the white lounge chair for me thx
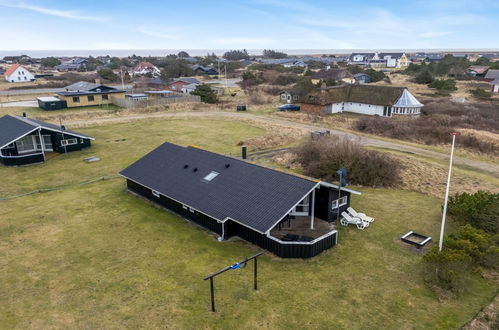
[340,212,369,230]
[347,207,374,223]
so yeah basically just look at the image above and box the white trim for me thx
[319,181,361,195]
[37,126,95,141]
[0,127,39,150]
[1,152,44,158]
[61,138,78,146]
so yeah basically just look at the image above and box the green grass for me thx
[0,105,120,119]
[0,118,497,328]
[0,118,264,197]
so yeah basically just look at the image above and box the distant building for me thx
[132,62,160,76]
[191,64,218,75]
[378,53,408,68]
[484,69,499,81]
[301,84,423,117]
[4,64,35,83]
[56,81,125,108]
[467,66,489,77]
[279,90,302,104]
[353,73,372,84]
[55,58,87,72]
[348,53,376,66]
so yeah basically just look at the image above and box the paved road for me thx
[0,100,38,107]
[61,111,499,176]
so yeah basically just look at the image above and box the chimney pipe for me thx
[242,145,247,160]
[22,112,26,117]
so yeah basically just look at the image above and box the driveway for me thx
[61,111,499,176]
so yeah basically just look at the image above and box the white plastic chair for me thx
[340,212,368,230]
[347,207,374,223]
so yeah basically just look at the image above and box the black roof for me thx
[0,115,93,149]
[120,142,318,233]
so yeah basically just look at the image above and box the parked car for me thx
[278,104,300,111]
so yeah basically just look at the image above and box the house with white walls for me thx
[4,64,35,83]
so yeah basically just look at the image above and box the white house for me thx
[180,83,199,94]
[301,85,423,117]
[4,64,35,83]
[132,62,161,76]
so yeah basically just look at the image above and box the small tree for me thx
[470,88,492,100]
[191,84,218,104]
[177,51,190,58]
[363,68,386,82]
[41,57,60,68]
[415,69,434,84]
[428,79,457,92]
[97,68,118,82]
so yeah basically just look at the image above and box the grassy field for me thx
[0,118,497,328]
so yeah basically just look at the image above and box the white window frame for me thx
[182,204,188,210]
[332,196,348,210]
[152,190,160,198]
[61,138,78,146]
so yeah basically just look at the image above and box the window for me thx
[72,96,80,103]
[182,204,188,210]
[24,76,27,80]
[102,94,109,100]
[16,136,35,153]
[61,138,77,146]
[88,95,95,102]
[188,207,195,213]
[332,196,348,209]
[171,86,177,90]
[6,143,15,148]
[152,190,160,198]
[203,171,219,182]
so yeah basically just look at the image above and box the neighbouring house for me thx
[144,90,176,99]
[348,53,376,66]
[56,81,125,108]
[120,142,361,258]
[353,73,371,84]
[163,77,200,92]
[480,53,499,62]
[125,93,148,101]
[424,54,445,63]
[257,58,306,67]
[0,114,93,166]
[484,69,499,82]
[4,64,35,82]
[132,62,160,76]
[378,53,408,68]
[279,90,302,104]
[3,55,32,64]
[489,79,499,93]
[180,83,198,94]
[191,64,218,75]
[311,68,352,83]
[0,67,5,75]
[467,66,489,77]
[37,96,67,110]
[301,84,423,117]
[55,58,87,72]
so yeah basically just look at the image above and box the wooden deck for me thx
[270,216,335,240]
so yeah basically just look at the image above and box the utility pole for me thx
[439,132,457,252]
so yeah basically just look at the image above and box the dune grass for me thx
[0,118,497,328]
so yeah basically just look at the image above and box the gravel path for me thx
[63,111,499,176]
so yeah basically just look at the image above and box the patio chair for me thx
[340,212,369,230]
[347,207,374,223]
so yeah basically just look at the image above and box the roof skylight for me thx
[203,171,219,182]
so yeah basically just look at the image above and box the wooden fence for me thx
[112,94,201,108]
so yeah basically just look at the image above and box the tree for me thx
[191,84,218,103]
[160,59,194,80]
[474,56,490,66]
[293,77,315,95]
[223,49,250,61]
[363,68,387,82]
[41,57,60,68]
[306,60,327,70]
[415,69,434,84]
[177,51,190,58]
[262,49,288,59]
[97,68,118,82]
[428,79,457,92]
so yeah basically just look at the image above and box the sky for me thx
[0,0,498,53]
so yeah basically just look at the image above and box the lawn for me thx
[0,105,119,120]
[0,118,497,328]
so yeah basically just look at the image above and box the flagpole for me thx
[438,132,457,252]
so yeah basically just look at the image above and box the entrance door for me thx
[290,195,310,216]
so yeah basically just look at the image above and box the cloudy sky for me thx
[0,0,497,51]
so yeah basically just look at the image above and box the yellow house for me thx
[57,81,125,108]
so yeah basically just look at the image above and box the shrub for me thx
[97,68,118,82]
[295,137,402,187]
[448,191,499,234]
[272,74,298,86]
[470,88,491,99]
[363,68,386,82]
[428,79,457,92]
[191,85,218,104]
[415,69,434,84]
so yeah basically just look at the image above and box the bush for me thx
[415,69,434,84]
[428,79,457,92]
[191,85,218,104]
[97,68,118,82]
[295,137,402,187]
[423,225,497,295]
[470,88,491,99]
[363,68,387,82]
[272,74,298,86]
[448,191,499,234]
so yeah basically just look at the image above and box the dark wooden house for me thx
[120,142,361,258]
[0,114,94,166]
